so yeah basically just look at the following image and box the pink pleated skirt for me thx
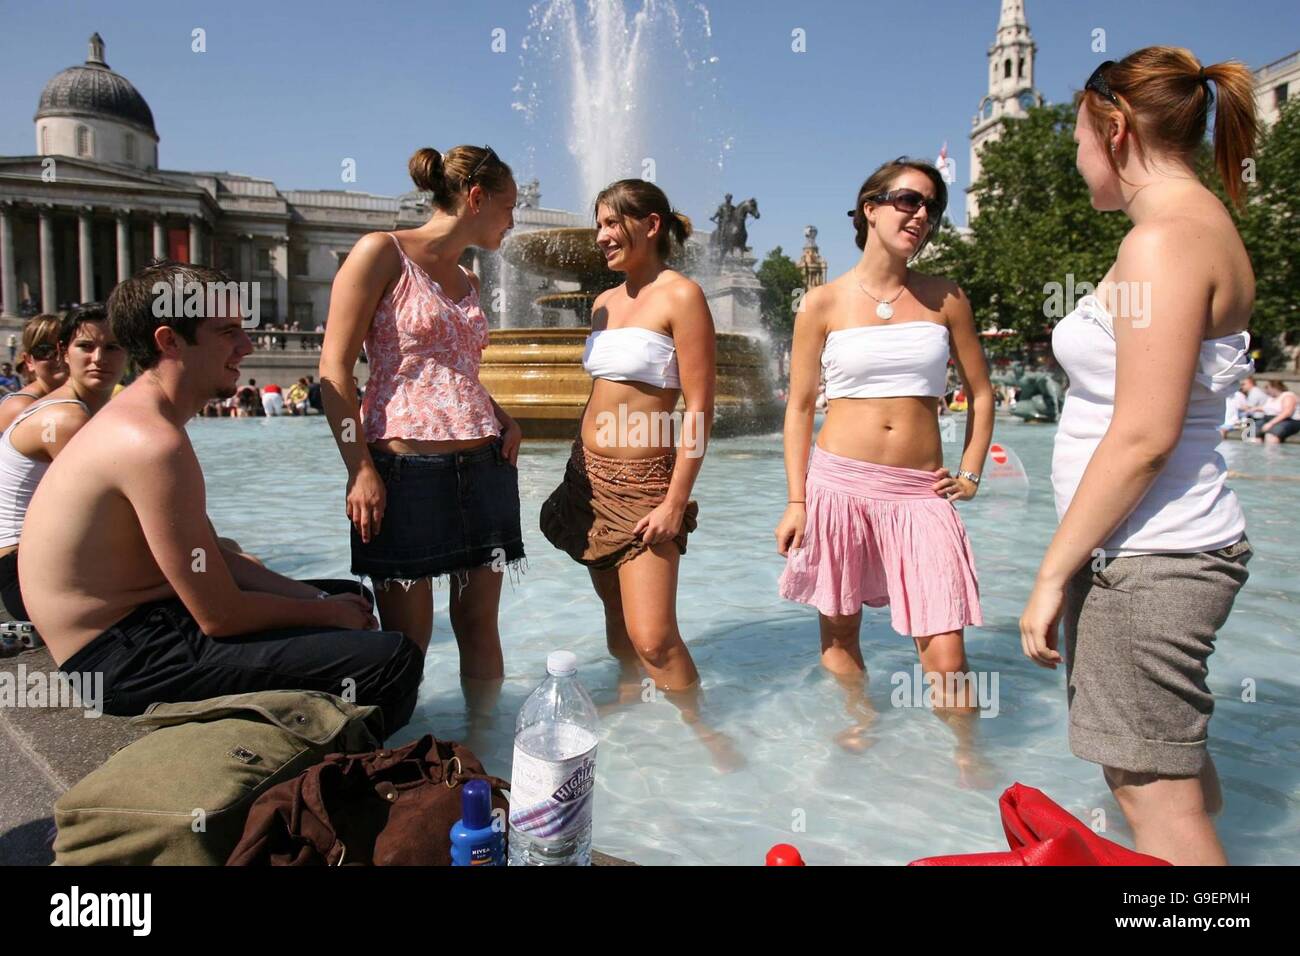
[778,445,983,637]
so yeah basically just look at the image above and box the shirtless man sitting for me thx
[20,260,424,734]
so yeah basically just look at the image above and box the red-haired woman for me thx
[1021,49,1259,865]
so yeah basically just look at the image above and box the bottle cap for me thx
[460,778,493,830]
[547,650,577,677]
[765,843,806,866]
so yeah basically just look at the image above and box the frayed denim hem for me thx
[365,553,528,600]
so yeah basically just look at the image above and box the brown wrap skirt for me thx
[540,438,698,571]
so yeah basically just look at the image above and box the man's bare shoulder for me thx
[71,391,192,466]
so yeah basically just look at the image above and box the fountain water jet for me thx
[480,0,779,437]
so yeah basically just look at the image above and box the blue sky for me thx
[2,0,1297,276]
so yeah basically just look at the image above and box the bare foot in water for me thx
[830,669,878,754]
[695,726,748,773]
[953,744,998,790]
[665,686,746,774]
[834,724,877,754]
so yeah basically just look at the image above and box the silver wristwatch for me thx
[957,470,981,485]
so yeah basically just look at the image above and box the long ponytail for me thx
[1079,46,1259,206]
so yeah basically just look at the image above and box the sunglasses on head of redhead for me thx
[1085,59,1121,108]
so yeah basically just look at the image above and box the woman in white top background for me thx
[1021,48,1258,865]
[775,158,993,770]
[540,179,736,766]
[1258,379,1300,443]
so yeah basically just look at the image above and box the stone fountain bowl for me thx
[480,327,782,440]
[501,226,703,285]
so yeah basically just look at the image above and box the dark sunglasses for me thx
[29,342,58,361]
[464,145,497,185]
[868,189,943,221]
[1085,60,1121,108]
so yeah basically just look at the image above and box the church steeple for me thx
[967,0,1041,221]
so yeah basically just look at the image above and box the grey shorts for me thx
[1063,536,1252,776]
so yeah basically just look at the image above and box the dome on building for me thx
[34,33,157,139]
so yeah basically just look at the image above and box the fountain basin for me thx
[480,327,782,439]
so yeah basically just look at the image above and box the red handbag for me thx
[908,782,1170,866]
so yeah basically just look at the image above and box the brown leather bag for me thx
[226,735,509,866]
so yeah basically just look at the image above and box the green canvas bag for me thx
[53,690,384,866]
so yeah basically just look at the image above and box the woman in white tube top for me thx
[1020,47,1259,865]
[775,157,995,771]
[540,179,739,770]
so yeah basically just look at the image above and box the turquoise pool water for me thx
[191,416,1300,865]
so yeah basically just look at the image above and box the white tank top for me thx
[1262,391,1300,420]
[1051,295,1252,556]
[0,398,89,548]
[822,321,950,399]
[583,327,681,389]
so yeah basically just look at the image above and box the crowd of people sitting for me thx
[200,375,325,417]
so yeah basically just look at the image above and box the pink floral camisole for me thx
[360,233,500,442]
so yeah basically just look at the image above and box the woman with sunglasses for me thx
[1020,49,1259,865]
[0,315,68,433]
[0,304,126,622]
[776,158,993,767]
[321,145,523,726]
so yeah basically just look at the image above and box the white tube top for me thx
[583,327,681,389]
[0,398,88,548]
[822,321,950,399]
[1052,294,1252,556]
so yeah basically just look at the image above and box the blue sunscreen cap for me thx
[461,778,493,830]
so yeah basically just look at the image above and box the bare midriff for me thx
[580,378,684,461]
[369,435,496,456]
[817,395,944,471]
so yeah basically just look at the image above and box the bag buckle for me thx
[444,755,462,788]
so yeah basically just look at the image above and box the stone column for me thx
[78,206,95,303]
[153,217,166,260]
[0,202,17,318]
[115,210,131,283]
[38,205,56,314]
[272,235,289,325]
[188,218,202,265]
[240,234,254,282]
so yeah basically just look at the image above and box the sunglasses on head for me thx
[29,342,58,361]
[868,189,942,221]
[1085,60,1121,108]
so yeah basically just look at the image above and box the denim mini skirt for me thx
[351,436,525,585]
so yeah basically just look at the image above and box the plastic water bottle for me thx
[508,650,599,866]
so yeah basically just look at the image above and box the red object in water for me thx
[908,783,1171,866]
[990,443,1009,465]
[766,844,806,866]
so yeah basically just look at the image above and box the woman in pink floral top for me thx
[320,145,522,694]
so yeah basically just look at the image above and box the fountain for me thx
[476,0,781,438]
